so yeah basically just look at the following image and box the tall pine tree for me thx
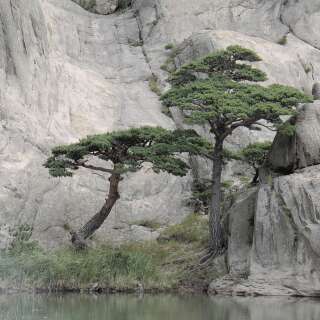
[161,45,312,256]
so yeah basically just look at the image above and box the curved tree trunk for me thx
[208,138,226,256]
[71,173,121,249]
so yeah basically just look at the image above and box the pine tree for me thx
[45,126,210,249]
[161,45,312,256]
[238,142,272,184]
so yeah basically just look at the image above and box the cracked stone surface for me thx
[1,0,320,257]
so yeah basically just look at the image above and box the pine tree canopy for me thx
[45,126,212,178]
[168,45,267,86]
[161,46,312,139]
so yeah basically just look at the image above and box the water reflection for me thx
[0,294,320,320]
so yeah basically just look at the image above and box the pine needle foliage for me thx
[45,126,212,178]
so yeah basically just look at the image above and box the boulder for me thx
[312,82,320,100]
[269,101,320,173]
[210,165,320,296]
[227,188,257,277]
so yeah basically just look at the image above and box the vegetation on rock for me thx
[237,142,272,184]
[161,45,312,257]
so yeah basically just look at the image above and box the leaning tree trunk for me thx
[208,139,226,257]
[71,173,121,249]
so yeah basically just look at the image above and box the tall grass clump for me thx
[0,243,157,291]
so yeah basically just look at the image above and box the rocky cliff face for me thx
[210,100,320,296]
[1,0,320,256]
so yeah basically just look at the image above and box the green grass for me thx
[0,243,157,290]
[0,214,222,292]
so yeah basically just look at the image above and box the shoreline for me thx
[2,285,320,298]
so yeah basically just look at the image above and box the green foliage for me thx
[0,245,156,289]
[277,122,297,137]
[160,213,209,245]
[168,45,266,86]
[165,43,175,50]
[161,75,311,129]
[161,45,312,150]
[45,127,212,178]
[238,141,272,169]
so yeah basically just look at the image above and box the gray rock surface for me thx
[227,188,257,277]
[210,166,320,296]
[1,0,320,253]
[312,83,320,99]
[281,0,320,49]
[269,101,320,172]
[0,225,13,251]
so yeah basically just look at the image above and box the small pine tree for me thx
[161,45,312,256]
[45,126,210,249]
[238,142,272,184]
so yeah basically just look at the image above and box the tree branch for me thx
[229,118,257,131]
[254,122,277,132]
[80,163,114,174]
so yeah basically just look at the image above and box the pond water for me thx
[1,294,320,320]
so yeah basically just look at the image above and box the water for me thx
[1,294,320,320]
